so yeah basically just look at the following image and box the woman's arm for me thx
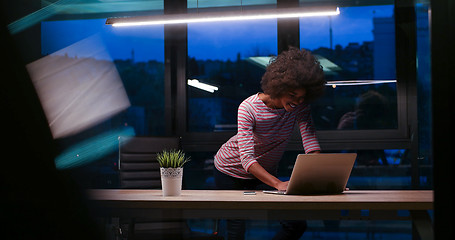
[248,151,319,190]
[248,162,288,191]
[297,104,321,153]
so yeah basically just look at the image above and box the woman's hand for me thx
[248,162,285,190]
[275,181,289,191]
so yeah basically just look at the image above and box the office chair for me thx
[118,136,222,240]
[119,136,179,189]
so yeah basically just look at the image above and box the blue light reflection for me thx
[55,126,135,170]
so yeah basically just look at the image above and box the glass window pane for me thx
[41,19,165,137]
[40,19,164,186]
[300,5,399,130]
[187,20,277,132]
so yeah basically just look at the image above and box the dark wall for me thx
[431,0,455,239]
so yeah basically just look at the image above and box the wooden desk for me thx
[88,189,433,239]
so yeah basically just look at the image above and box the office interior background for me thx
[1,0,453,239]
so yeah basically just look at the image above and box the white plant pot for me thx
[160,167,183,196]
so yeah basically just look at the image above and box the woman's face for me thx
[277,88,306,112]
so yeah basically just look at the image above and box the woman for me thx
[214,47,326,240]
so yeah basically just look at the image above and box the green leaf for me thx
[156,149,190,168]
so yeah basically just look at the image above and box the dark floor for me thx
[188,219,413,240]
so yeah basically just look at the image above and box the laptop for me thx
[263,153,357,195]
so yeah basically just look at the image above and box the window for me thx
[35,1,426,191]
[300,4,398,130]
[41,19,165,137]
[185,4,400,133]
[181,1,424,192]
[40,19,165,187]
[187,19,277,132]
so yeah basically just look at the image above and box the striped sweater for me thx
[214,93,320,179]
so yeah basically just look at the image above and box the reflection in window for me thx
[42,19,165,137]
[187,20,277,132]
[314,84,398,130]
[300,4,398,130]
[41,19,165,187]
[187,4,398,132]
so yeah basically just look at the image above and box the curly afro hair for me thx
[261,47,326,102]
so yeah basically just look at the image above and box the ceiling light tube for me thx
[106,6,339,27]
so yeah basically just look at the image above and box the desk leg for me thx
[411,211,433,240]
[100,217,122,240]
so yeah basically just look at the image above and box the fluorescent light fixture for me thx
[106,6,339,27]
[188,79,219,93]
[326,80,397,88]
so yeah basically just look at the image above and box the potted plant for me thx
[156,149,190,196]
